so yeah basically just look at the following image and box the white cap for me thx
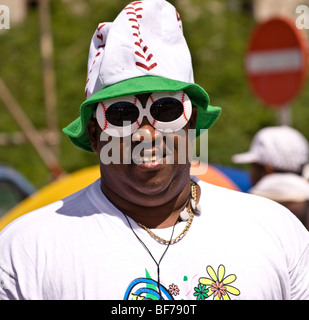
[232,126,309,173]
[85,0,194,99]
[249,173,309,202]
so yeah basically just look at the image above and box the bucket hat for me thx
[63,0,221,152]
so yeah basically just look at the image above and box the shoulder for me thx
[0,180,101,246]
[194,177,309,263]
[195,176,292,218]
[198,177,305,227]
[193,175,309,238]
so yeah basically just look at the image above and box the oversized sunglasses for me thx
[95,91,192,137]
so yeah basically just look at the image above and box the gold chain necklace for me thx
[137,180,198,245]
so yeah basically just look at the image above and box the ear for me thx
[86,119,100,154]
[264,164,274,174]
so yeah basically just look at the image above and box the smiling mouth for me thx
[132,149,169,165]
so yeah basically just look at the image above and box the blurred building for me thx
[253,0,307,22]
[0,0,28,27]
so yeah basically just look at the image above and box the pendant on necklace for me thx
[179,207,190,221]
[191,199,202,215]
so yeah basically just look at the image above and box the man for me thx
[232,126,309,230]
[1,0,309,300]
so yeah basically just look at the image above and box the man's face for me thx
[87,93,198,207]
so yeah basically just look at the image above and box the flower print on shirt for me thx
[193,283,209,300]
[169,283,180,296]
[196,264,240,300]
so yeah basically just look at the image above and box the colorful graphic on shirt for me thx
[168,283,180,296]
[124,269,174,300]
[184,273,198,297]
[195,264,240,300]
[124,265,240,300]
[193,283,210,300]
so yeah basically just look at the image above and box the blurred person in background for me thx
[232,126,309,230]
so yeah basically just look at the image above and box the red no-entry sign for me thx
[245,17,308,108]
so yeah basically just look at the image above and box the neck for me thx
[100,178,193,228]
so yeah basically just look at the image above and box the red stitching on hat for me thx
[146,54,153,62]
[125,2,157,73]
[135,62,157,71]
[85,24,106,98]
[149,63,158,70]
[134,38,143,46]
[176,9,182,29]
[135,51,145,59]
[97,23,106,31]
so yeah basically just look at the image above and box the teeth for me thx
[132,154,162,164]
[143,155,157,163]
[131,150,166,164]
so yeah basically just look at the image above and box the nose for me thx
[132,117,163,144]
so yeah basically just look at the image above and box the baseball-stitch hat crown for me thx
[232,126,309,173]
[63,0,221,152]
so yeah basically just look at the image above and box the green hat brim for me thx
[63,76,221,152]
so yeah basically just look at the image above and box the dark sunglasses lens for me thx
[105,102,139,126]
[150,98,183,122]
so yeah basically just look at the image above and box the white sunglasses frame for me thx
[95,91,192,137]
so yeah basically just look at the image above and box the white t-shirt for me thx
[1,177,309,300]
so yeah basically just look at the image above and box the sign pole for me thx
[277,105,292,126]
